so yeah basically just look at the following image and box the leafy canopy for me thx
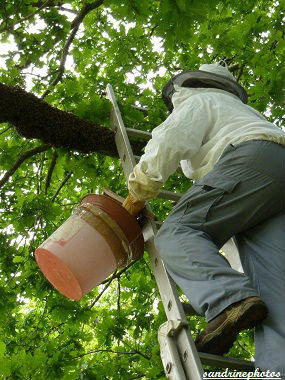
[0,0,284,379]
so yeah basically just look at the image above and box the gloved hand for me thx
[122,193,145,217]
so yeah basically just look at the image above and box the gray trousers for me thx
[154,140,285,375]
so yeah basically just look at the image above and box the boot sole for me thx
[196,301,268,355]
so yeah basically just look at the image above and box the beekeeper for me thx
[122,62,285,376]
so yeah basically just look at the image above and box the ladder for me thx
[105,84,255,379]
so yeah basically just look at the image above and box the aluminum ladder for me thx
[106,84,255,379]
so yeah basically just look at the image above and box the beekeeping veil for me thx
[162,61,248,111]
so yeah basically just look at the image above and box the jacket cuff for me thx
[128,164,163,201]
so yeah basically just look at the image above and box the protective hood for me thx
[162,62,248,112]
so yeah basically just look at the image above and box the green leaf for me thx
[0,341,6,357]
[12,256,25,263]
[175,0,186,12]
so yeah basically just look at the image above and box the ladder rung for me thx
[158,189,182,202]
[198,352,255,371]
[126,127,151,141]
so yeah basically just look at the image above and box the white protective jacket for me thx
[128,86,285,201]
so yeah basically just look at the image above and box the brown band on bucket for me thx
[82,203,132,259]
[80,194,144,261]
[73,204,132,267]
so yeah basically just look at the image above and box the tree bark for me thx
[0,83,144,157]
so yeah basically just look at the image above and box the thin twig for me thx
[37,151,46,194]
[90,273,115,308]
[0,0,52,33]
[42,322,67,341]
[132,348,151,361]
[21,70,57,80]
[57,6,78,15]
[117,278,121,312]
[237,64,245,82]
[0,144,51,189]
[90,260,139,308]
[72,349,148,360]
[100,260,138,285]
[142,257,154,279]
[149,23,158,38]
[41,26,78,98]
[51,171,72,202]
[122,340,151,360]
[45,150,58,194]
[237,340,252,356]
[0,126,12,135]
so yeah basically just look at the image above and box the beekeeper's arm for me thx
[123,96,208,216]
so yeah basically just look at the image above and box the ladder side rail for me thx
[145,225,204,379]
[106,84,204,379]
[107,84,137,176]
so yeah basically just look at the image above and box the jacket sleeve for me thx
[128,96,210,201]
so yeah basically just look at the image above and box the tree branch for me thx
[42,0,104,98]
[237,340,252,356]
[70,0,104,30]
[42,322,67,341]
[0,82,145,156]
[237,64,245,82]
[89,261,139,307]
[0,144,51,189]
[57,6,77,15]
[0,126,12,135]
[0,82,117,156]
[51,171,72,202]
[36,151,46,194]
[45,150,58,194]
[100,260,138,285]
[117,278,121,312]
[0,0,52,33]
[72,348,148,360]
[41,26,79,98]
[121,339,151,361]
[90,273,115,308]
